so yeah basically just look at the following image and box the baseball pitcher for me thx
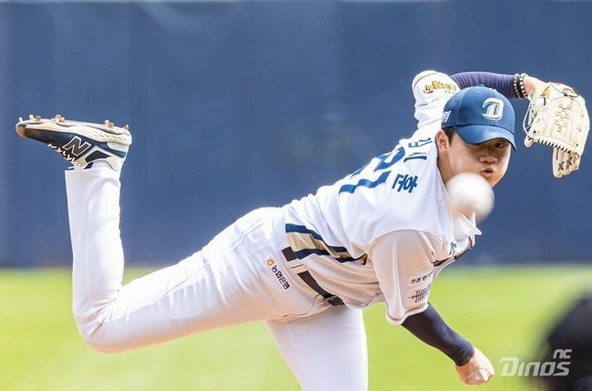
[16,69,588,390]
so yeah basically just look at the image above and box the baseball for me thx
[446,173,494,221]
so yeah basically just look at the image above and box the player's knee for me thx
[72,308,129,353]
[77,326,131,354]
[82,336,119,353]
[74,322,115,353]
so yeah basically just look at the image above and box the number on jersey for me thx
[338,138,431,194]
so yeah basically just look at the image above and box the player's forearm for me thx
[450,71,548,101]
[401,303,474,366]
[451,72,516,98]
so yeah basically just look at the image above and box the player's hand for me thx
[523,75,547,97]
[455,347,494,385]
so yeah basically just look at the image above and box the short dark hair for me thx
[443,127,456,143]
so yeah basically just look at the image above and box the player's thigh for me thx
[265,305,368,391]
[95,208,315,350]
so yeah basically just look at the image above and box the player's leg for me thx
[66,168,317,352]
[17,115,318,352]
[265,305,368,391]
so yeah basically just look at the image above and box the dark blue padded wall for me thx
[2,1,592,266]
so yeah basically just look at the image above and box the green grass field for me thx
[1,265,591,391]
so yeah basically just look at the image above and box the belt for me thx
[281,247,344,306]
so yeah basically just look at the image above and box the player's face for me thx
[437,131,511,187]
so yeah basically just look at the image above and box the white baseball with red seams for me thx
[446,172,495,221]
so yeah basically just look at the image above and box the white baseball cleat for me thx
[16,114,132,170]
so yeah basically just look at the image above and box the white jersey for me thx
[280,71,480,325]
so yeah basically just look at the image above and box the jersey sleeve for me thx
[411,70,521,134]
[368,230,444,325]
[411,70,459,135]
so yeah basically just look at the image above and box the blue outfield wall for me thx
[1,0,592,267]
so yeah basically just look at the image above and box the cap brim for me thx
[455,125,517,150]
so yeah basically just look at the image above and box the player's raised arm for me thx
[411,70,546,134]
[447,71,589,177]
[411,70,545,134]
[412,69,589,178]
[450,71,547,99]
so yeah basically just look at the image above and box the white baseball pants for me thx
[65,167,368,391]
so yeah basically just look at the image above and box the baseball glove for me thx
[523,82,590,178]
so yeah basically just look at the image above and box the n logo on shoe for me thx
[63,136,92,157]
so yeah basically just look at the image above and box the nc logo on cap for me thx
[482,98,504,121]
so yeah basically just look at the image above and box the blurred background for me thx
[2,0,592,267]
[1,0,591,390]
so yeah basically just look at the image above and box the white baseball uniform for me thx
[66,71,477,391]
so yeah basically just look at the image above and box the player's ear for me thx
[435,129,450,152]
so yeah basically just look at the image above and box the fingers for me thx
[455,347,495,385]
[460,367,494,385]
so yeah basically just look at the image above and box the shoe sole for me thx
[16,115,132,146]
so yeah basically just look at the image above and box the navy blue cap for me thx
[441,86,516,149]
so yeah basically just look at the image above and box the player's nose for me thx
[480,153,497,163]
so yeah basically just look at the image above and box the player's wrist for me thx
[512,73,529,98]
[451,340,475,366]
